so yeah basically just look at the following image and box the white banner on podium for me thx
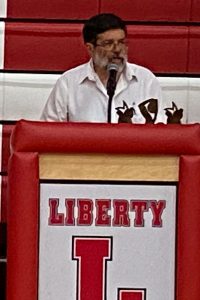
[39,182,176,300]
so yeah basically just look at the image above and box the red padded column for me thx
[177,155,200,300]
[7,152,39,300]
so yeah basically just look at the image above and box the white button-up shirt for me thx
[41,60,165,123]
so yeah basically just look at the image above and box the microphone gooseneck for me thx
[107,64,119,123]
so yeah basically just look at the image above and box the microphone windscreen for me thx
[107,63,119,73]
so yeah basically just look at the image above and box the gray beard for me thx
[93,53,127,73]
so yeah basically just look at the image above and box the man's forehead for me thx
[97,29,126,40]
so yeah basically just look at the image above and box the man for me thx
[41,13,164,123]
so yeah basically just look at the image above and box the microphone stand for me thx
[107,67,118,123]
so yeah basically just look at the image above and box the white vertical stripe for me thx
[0,73,198,123]
[188,78,200,123]
[0,22,5,69]
[3,73,59,120]
[158,77,189,123]
[0,73,4,119]
[0,0,7,18]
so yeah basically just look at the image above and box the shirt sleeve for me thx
[40,76,68,121]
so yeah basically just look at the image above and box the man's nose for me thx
[112,42,121,52]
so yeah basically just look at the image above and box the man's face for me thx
[87,29,128,72]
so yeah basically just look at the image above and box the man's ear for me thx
[85,43,94,56]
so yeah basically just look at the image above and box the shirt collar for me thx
[78,59,97,84]
[78,59,137,84]
[124,62,137,81]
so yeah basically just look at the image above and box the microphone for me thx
[106,63,119,123]
[106,63,119,98]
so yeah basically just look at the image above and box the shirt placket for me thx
[111,75,129,123]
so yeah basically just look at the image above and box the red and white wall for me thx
[0,1,200,298]
[0,0,200,122]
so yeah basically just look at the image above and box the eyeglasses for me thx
[95,39,128,51]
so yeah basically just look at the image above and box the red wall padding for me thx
[7,0,99,19]
[4,23,190,73]
[3,0,200,74]
[190,0,200,22]
[100,0,192,22]
[127,25,188,74]
[6,0,194,22]
[188,27,200,73]
[4,23,89,72]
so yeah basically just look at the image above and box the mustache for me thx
[110,55,127,63]
[113,54,125,59]
[112,53,127,60]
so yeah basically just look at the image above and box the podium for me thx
[7,120,200,300]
